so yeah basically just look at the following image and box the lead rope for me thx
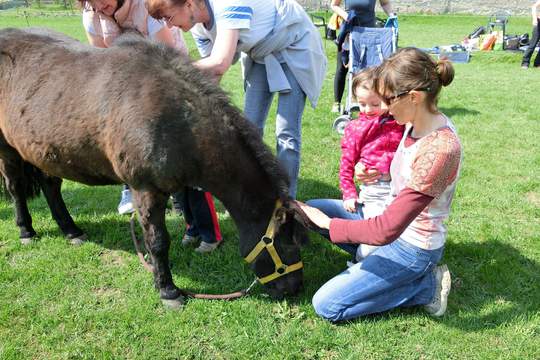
[180,278,259,300]
[129,213,258,300]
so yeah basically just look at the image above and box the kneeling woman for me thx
[298,48,462,322]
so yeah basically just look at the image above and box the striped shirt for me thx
[190,0,276,57]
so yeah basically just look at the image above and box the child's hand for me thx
[343,199,357,212]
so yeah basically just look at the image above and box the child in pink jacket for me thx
[339,68,404,260]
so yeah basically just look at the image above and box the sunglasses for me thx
[164,11,177,24]
[163,11,178,24]
[382,87,431,105]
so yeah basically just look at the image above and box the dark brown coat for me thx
[0,28,306,304]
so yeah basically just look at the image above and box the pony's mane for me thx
[223,106,291,201]
[113,35,291,200]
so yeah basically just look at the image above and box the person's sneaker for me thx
[117,189,135,215]
[424,264,451,317]
[521,64,529,69]
[172,205,183,216]
[331,102,342,114]
[181,234,200,246]
[169,195,183,215]
[195,241,219,253]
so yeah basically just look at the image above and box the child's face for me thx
[355,87,386,118]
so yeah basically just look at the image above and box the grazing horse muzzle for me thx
[244,200,303,286]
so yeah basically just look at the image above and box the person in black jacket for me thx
[522,0,540,68]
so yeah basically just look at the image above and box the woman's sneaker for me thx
[195,241,219,253]
[331,102,342,114]
[424,264,451,317]
[181,234,200,246]
[117,189,135,215]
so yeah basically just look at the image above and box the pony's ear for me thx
[275,206,288,226]
[284,199,320,232]
[278,199,309,246]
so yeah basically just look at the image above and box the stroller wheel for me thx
[333,115,351,135]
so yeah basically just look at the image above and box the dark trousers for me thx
[522,23,540,67]
[334,49,347,103]
[171,188,222,244]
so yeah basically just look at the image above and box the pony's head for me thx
[244,199,310,299]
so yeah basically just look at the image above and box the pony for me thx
[0,27,309,307]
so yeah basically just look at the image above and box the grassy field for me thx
[1,9,539,359]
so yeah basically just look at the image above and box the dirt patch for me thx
[92,286,122,298]
[526,192,540,207]
[99,249,127,267]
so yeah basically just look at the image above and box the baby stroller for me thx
[332,17,398,135]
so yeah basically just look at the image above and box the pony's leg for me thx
[37,174,86,245]
[132,189,184,308]
[0,157,37,244]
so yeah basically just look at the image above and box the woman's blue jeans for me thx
[307,198,443,322]
[243,62,306,199]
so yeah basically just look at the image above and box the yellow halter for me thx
[243,199,304,284]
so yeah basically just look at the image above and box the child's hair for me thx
[374,47,455,113]
[351,67,376,102]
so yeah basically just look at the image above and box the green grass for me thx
[1,9,540,359]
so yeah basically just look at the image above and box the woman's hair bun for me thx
[436,57,455,87]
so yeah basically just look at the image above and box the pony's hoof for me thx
[69,233,88,246]
[161,295,185,309]
[20,237,34,245]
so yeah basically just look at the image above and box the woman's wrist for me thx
[323,218,332,230]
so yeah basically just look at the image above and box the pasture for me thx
[1,9,539,359]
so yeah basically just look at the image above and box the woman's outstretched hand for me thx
[295,201,331,230]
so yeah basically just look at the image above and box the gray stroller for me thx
[333,19,398,135]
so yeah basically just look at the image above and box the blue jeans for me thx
[307,198,443,322]
[172,188,222,244]
[243,62,306,199]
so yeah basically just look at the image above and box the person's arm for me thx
[193,28,239,79]
[153,26,176,48]
[533,1,540,26]
[147,16,177,49]
[85,32,107,47]
[379,0,396,17]
[339,123,365,202]
[82,9,108,48]
[296,187,433,245]
[331,0,348,21]
[329,187,433,245]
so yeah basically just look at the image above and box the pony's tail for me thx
[0,162,42,200]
